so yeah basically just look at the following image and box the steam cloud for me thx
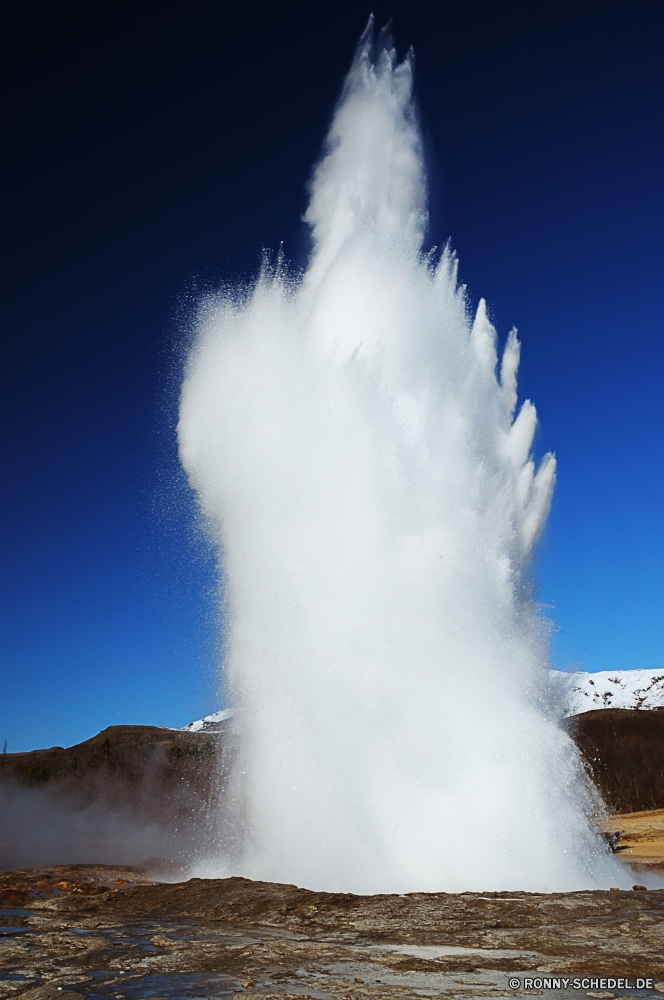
[178,23,623,891]
[0,771,196,874]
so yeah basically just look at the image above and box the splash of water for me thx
[178,23,620,891]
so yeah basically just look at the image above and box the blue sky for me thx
[2,1,663,751]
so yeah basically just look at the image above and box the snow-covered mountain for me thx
[180,671,664,732]
[180,708,234,733]
[550,668,664,716]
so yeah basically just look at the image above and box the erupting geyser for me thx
[178,22,620,892]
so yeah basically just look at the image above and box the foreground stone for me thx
[1,866,664,999]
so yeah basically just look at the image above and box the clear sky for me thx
[2,1,663,752]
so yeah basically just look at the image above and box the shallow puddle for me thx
[84,971,240,999]
[381,943,541,960]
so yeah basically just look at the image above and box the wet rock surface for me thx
[2,866,664,999]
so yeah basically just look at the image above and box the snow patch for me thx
[551,668,664,716]
[179,671,664,733]
[180,708,235,733]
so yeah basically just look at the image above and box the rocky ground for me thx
[2,711,664,999]
[2,864,664,1000]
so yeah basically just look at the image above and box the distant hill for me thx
[565,708,664,814]
[178,697,664,814]
[0,724,214,782]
